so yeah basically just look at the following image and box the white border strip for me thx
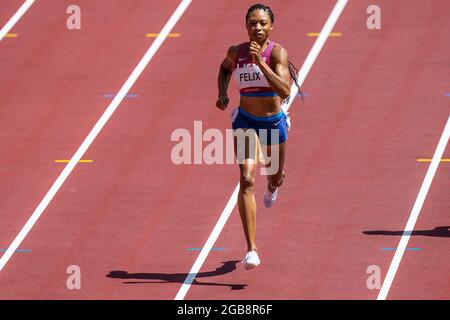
[174,0,348,300]
[0,0,35,41]
[0,0,192,272]
[378,115,450,300]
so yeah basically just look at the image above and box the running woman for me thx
[216,4,302,269]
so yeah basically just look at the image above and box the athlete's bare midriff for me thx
[240,95,283,117]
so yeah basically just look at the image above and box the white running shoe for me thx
[263,188,278,208]
[243,250,260,269]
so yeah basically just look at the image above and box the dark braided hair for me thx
[246,3,274,23]
[246,4,304,103]
[288,61,304,102]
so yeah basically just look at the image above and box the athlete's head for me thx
[245,4,274,43]
[245,4,304,102]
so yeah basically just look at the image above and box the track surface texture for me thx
[0,0,449,300]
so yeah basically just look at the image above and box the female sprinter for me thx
[216,4,301,269]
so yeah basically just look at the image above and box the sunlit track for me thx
[378,115,450,300]
[0,0,192,272]
[0,0,34,42]
[0,0,449,301]
[175,0,349,301]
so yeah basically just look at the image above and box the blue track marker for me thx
[102,93,138,99]
[444,93,450,97]
[0,249,32,253]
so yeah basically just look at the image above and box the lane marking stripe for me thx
[3,33,18,38]
[146,33,180,38]
[0,0,34,42]
[417,158,450,162]
[378,115,450,300]
[175,184,239,300]
[186,247,225,251]
[0,0,192,273]
[282,1,348,113]
[0,249,31,253]
[382,248,422,251]
[174,0,349,301]
[54,160,93,163]
[102,93,138,99]
[307,32,342,37]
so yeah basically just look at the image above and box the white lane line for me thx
[175,184,240,300]
[378,115,450,300]
[0,0,35,41]
[0,0,192,272]
[282,0,348,113]
[174,0,349,300]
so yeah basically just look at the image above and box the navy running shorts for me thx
[231,107,288,145]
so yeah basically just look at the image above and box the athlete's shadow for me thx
[106,260,247,290]
[363,226,450,237]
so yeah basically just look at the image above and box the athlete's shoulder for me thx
[225,42,247,65]
[271,42,289,63]
[222,44,240,71]
[227,42,247,56]
[272,42,288,55]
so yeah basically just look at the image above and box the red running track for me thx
[0,0,449,299]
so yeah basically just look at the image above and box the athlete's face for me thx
[246,9,273,43]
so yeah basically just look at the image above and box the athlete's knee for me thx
[240,169,256,191]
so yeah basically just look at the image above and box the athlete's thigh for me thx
[233,129,260,164]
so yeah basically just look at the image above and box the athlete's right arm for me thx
[216,46,237,110]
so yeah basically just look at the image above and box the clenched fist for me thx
[216,96,229,110]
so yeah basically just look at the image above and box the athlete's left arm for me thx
[253,43,291,99]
